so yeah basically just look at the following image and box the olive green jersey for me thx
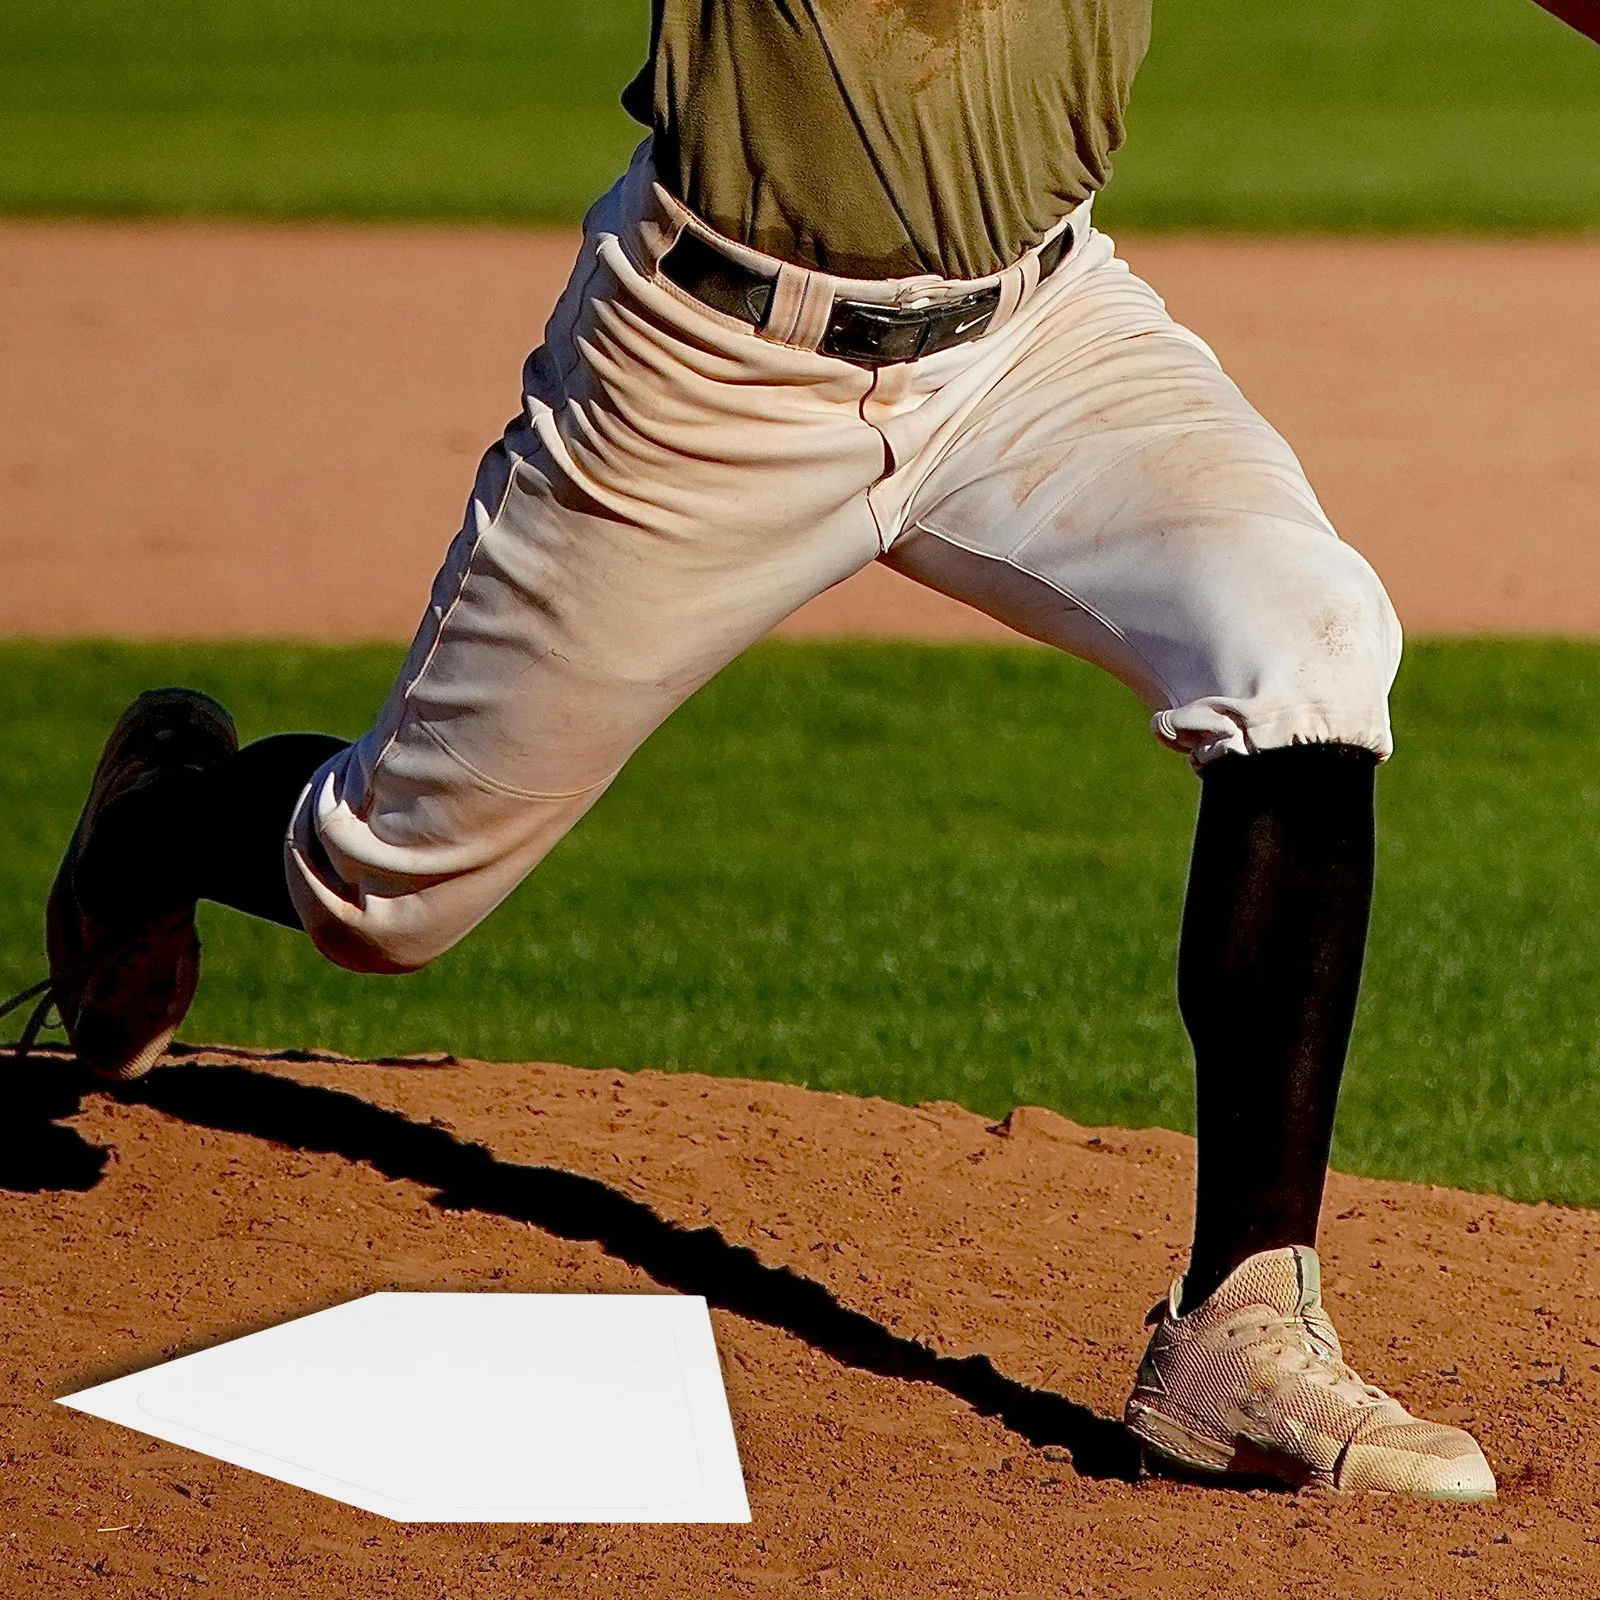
[623,0,1153,280]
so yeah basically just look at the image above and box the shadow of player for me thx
[0,1053,110,1193]
[118,1059,1142,1484]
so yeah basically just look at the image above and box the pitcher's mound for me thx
[6,1048,1596,1596]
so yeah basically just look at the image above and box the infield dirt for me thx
[6,1046,1599,1598]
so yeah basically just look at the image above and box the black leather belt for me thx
[659,224,1075,368]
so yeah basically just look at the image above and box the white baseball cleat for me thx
[1124,1245,1496,1501]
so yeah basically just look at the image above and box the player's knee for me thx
[1268,545,1401,755]
[292,874,485,974]
[287,836,475,976]
[284,750,503,976]
[1154,537,1402,764]
[1292,542,1399,680]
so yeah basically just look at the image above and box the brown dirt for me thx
[6,1045,1599,1597]
[2,222,1598,642]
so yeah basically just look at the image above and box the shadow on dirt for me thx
[128,1059,1143,1483]
[0,1053,110,1193]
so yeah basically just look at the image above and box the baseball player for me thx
[14,0,1599,1500]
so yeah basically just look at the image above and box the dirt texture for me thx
[2,222,1599,643]
[5,1045,1598,1597]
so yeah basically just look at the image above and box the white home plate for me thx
[59,1293,750,1522]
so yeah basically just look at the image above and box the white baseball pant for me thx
[286,147,1402,974]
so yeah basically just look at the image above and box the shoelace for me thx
[0,974,59,1059]
[0,934,147,1062]
[1252,1312,1395,1413]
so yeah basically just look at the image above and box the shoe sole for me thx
[1125,1400,1497,1502]
[91,1024,178,1083]
[1126,1399,1243,1476]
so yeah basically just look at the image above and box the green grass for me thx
[4,639,1600,1209]
[1104,0,1600,231]
[0,0,1596,228]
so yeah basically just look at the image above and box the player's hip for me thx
[529,148,1136,528]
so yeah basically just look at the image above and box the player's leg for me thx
[30,162,888,1074]
[40,430,878,1072]
[887,239,1492,1498]
[889,251,1392,1312]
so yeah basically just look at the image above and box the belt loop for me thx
[792,271,837,351]
[761,263,836,352]
[991,258,1027,333]
[1019,247,1042,304]
[637,181,687,277]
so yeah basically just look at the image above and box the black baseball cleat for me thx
[5,689,238,1079]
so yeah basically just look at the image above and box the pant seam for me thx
[557,245,606,389]
[906,519,1183,709]
[363,445,527,809]
[413,718,618,803]
[858,368,895,552]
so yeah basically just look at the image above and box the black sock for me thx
[81,732,347,932]
[191,734,349,926]
[1177,742,1377,1315]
